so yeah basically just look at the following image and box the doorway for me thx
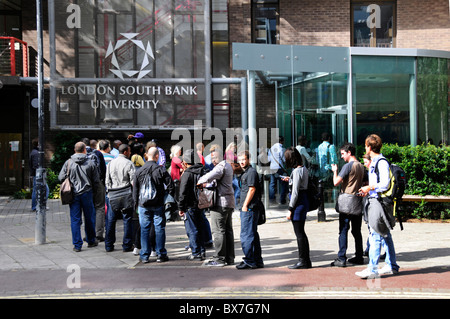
[0,133,23,194]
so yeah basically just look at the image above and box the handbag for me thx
[198,183,216,210]
[60,160,73,205]
[108,184,134,213]
[335,192,363,215]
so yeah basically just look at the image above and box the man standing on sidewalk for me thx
[356,134,399,279]
[198,146,235,267]
[133,147,174,263]
[105,144,135,252]
[330,142,365,267]
[178,149,208,261]
[58,142,101,252]
[236,151,264,269]
[82,138,107,242]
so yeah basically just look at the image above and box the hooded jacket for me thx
[58,153,101,196]
[178,163,207,211]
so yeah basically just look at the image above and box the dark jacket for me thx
[178,163,207,211]
[58,153,101,196]
[132,160,174,207]
[29,148,39,177]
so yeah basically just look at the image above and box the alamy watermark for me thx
[66,264,81,289]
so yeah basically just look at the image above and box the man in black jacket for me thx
[178,149,208,261]
[59,142,102,252]
[133,147,174,263]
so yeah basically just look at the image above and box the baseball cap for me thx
[133,132,144,139]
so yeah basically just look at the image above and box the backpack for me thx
[375,158,407,230]
[139,168,157,207]
[374,158,407,202]
[306,175,320,212]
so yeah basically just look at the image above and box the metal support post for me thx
[35,0,46,244]
[204,0,212,128]
[317,179,326,222]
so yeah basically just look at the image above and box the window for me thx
[252,0,279,44]
[352,1,395,48]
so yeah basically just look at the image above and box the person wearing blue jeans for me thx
[268,137,288,204]
[70,190,97,251]
[59,142,101,252]
[31,176,49,211]
[184,207,206,259]
[138,205,167,262]
[133,147,174,263]
[236,151,264,269]
[105,194,134,252]
[30,138,49,211]
[356,134,400,279]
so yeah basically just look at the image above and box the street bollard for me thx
[317,179,326,222]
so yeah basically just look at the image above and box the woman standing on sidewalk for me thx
[283,147,312,269]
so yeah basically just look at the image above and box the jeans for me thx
[210,207,235,263]
[269,169,288,203]
[184,207,206,256]
[337,213,363,262]
[105,196,133,251]
[240,208,263,267]
[31,176,49,211]
[94,183,106,238]
[69,190,96,249]
[138,205,166,260]
[368,227,400,273]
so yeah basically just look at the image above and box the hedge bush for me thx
[381,143,450,220]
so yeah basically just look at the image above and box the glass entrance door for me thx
[293,110,347,167]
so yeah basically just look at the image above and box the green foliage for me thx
[13,188,32,199]
[50,131,81,173]
[381,143,450,220]
[47,132,80,200]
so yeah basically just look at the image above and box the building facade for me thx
[0,0,449,193]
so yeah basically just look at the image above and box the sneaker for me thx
[156,255,169,263]
[73,247,81,252]
[378,265,399,275]
[187,254,204,261]
[203,259,226,267]
[355,268,379,279]
[133,248,140,256]
[150,251,157,257]
[348,257,365,265]
[122,247,133,252]
[331,258,346,267]
[140,258,150,264]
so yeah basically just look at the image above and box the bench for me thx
[401,195,450,203]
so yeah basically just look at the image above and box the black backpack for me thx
[375,158,407,202]
[375,158,407,230]
[307,175,320,212]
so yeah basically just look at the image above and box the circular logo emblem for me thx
[105,33,154,80]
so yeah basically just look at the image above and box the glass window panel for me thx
[353,2,394,48]
[417,57,450,146]
[353,56,413,146]
[252,0,279,44]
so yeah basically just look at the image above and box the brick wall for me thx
[397,0,450,51]
[279,0,350,46]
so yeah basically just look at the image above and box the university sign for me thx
[59,32,198,111]
[61,84,198,110]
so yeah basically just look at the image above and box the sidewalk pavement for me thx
[1,196,450,299]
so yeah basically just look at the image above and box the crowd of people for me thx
[56,131,399,278]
